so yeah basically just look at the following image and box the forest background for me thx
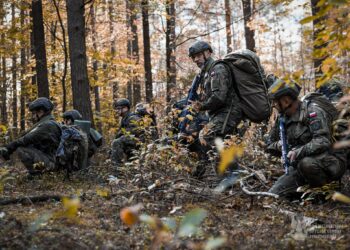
[0,0,349,140]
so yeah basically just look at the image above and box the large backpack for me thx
[212,49,271,123]
[56,125,88,173]
[301,92,339,122]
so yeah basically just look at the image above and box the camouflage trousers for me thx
[192,112,242,177]
[16,146,56,174]
[269,153,346,198]
[111,135,138,165]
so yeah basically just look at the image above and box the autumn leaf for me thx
[332,192,350,204]
[217,144,244,175]
[120,203,143,227]
[96,188,110,198]
[58,197,81,219]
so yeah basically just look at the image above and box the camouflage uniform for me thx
[267,97,346,198]
[4,114,61,174]
[111,112,142,165]
[199,58,242,137]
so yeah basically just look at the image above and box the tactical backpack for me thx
[211,49,271,123]
[301,92,339,122]
[56,125,88,174]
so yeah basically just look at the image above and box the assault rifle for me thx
[178,74,202,133]
[279,115,289,174]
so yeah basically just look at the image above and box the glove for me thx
[0,147,9,160]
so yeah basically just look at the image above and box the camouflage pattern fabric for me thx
[111,112,142,165]
[267,101,346,197]
[4,114,61,173]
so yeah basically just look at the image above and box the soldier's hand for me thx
[287,150,297,162]
[191,101,202,113]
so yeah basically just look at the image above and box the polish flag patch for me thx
[309,112,317,118]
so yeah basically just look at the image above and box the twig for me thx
[0,195,62,206]
[239,174,279,199]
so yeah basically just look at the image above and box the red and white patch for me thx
[309,112,317,118]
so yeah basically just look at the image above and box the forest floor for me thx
[1,130,350,249]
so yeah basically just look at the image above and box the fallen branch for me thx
[0,195,62,206]
[239,174,279,199]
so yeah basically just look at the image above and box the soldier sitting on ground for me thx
[0,97,61,175]
[62,109,103,158]
[266,80,347,198]
[111,98,143,172]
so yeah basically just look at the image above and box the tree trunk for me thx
[90,5,102,132]
[11,3,18,129]
[50,22,57,88]
[141,0,153,103]
[126,0,141,106]
[242,0,255,52]
[224,0,232,54]
[31,0,50,98]
[165,0,176,103]
[310,0,324,82]
[0,2,7,124]
[52,0,67,112]
[66,0,94,123]
[108,0,118,101]
[20,5,26,131]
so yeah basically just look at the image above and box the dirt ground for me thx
[1,141,350,249]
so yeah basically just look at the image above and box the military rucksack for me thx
[211,49,271,123]
[302,92,339,123]
[56,125,88,173]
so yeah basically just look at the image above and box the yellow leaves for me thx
[59,197,81,219]
[96,187,110,198]
[0,169,14,194]
[185,114,193,121]
[217,143,244,175]
[332,192,350,204]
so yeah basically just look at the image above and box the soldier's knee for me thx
[16,147,34,163]
[298,157,317,177]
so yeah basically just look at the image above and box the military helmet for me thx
[114,98,130,109]
[188,41,213,57]
[135,103,147,115]
[62,109,83,122]
[268,79,301,100]
[28,97,54,112]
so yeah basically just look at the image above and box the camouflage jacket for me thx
[267,101,334,161]
[5,114,61,159]
[199,57,241,123]
[115,112,142,139]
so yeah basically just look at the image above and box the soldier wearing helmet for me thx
[189,41,242,177]
[110,98,143,171]
[0,97,61,175]
[62,109,103,158]
[266,80,346,198]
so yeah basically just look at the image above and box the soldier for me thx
[135,103,158,140]
[111,98,142,169]
[266,80,346,198]
[0,97,61,175]
[190,41,243,176]
[62,109,102,158]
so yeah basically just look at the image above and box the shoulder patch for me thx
[210,71,216,77]
[310,119,322,131]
